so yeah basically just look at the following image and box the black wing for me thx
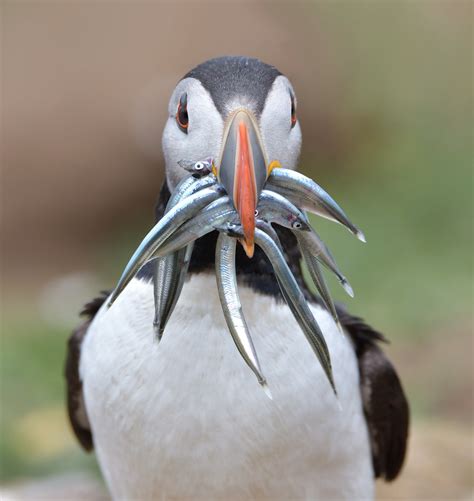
[336,304,410,481]
[65,291,110,451]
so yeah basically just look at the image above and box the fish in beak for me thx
[217,110,269,258]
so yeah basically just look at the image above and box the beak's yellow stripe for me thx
[267,160,282,175]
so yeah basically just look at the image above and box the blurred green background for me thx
[1,1,472,499]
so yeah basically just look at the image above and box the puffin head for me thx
[162,56,302,257]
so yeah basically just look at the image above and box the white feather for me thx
[260,75,302,171]
[81,274,374,500]
[162,78,224,191]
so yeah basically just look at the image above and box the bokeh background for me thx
[1,1,472,499]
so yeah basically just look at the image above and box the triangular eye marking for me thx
[290,91,297,128]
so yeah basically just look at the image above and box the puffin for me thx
[66,56,409,500]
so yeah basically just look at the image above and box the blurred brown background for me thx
[1,1,473,499]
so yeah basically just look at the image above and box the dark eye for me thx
[195,162,204,170]
[292,221,302,229]
[176,93,189,133]
[290,93,297,129]
[254,209,259,217]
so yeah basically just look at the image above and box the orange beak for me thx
[217,110,268,258]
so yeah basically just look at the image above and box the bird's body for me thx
[66,56,408,500]
[81,274,373,500]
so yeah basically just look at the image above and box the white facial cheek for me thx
[288,122,302,171]
[261,111,301,171]
[162,118,184,190]
[260,76,302,171]
[162,100,223,190]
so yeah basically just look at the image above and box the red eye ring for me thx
[290,93,297,128]
[176,93,189,133]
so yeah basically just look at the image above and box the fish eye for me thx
[195,162,204,170]
[176,93,189,133]
[290,92,297,129]
[292,221,302,229]
[254,210,259,217]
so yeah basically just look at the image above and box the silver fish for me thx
[296,234,341,327]
[153,252,179,336]
[296,230,354,298]
[215,233,270,394]
[155,197,237,257]
[257,190,311,230]
[157,189,311,258]
[267,168,366,242]
[167,173,217,209]
[157,243,194,338]
[167,175,198,206]
[256,220,340,327]
[255,220,283,251]
[108,185,224,306]
[254,220,299,313]
[154,173,212,339]
[223,224,336,394]
[178,158,214,178]
[153,178,193,338]
[156,171,218,330]
[254,227,336,394]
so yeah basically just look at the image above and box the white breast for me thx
[80,273,374,500]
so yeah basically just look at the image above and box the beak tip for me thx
[242,239,255,258]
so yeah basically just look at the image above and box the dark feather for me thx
[65,291,109,451]
[336,304,410,481]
